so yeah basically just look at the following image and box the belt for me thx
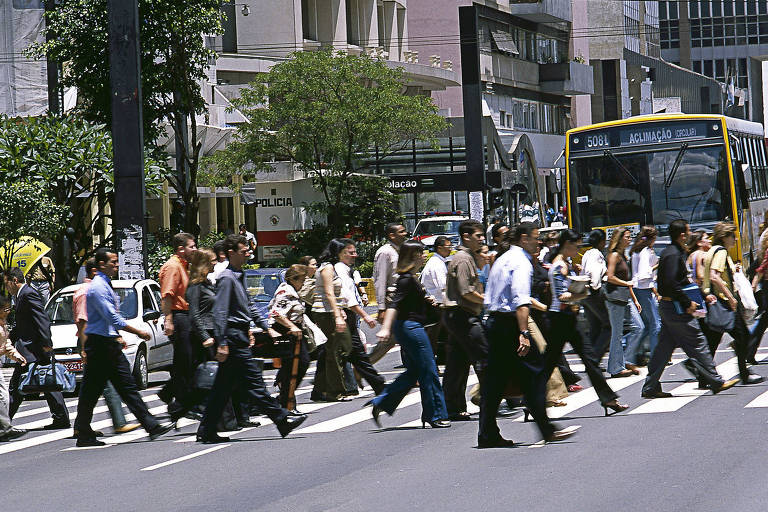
[489,310,516,317]
[227,321,250,328]
[660,297,673,301]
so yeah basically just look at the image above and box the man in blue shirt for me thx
[72,248,173,447]
[478,223,578,448]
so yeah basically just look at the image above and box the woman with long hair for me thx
[580,229,611,365]
[269,264,311,412]
[544,230,628,414]
[630,225,661,362]
[310,240,355,402]
[686,230,712,286]
[368,240,450,428]
[605,228,644,377]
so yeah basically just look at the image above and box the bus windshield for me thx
[568,144,732,235]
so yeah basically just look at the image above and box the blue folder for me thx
[673,283,707,316]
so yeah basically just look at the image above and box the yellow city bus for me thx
[565,114,768,263]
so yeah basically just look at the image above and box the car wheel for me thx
[133,349,149,390]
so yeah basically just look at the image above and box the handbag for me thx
[250,330,294,359]
[705,298,736,333]
[18,353,76,394]
[733,270,758,323]
[304,315,327,349]
[194,361,218,391]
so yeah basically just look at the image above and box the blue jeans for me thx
[606,300,644,374]
[103,381,127,429]
[634,288,661,357]
[373,320,448,423]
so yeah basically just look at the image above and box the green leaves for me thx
[0,182,68,271]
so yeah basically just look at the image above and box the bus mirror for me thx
[742,164,753,190]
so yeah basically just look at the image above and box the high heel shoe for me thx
[422,419,451,428]
[523,408,532,422]
[603,399,629,416]
[364,400,382,427]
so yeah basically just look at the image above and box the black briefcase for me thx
[194,361,219,390]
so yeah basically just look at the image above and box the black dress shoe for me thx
[742,374,765,385]
[0,428,27,442]
[448,412,473,421]
[288,409,304,416]
[148,422,174,440]
[196,433,230,444]
[642,390,673,398]
[477,437,515,449]
[276,414,307,438]
[76,437,106,447]
[70,429,104,439]
[496,405,516,418]
[237,420,262,428]
[43,421,71,430]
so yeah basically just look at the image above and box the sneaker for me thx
[113,423,140,434]
[148,422,175,440]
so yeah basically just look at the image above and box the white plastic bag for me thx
[734,270,758,323]
[303,314,327,348]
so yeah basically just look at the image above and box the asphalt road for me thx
[4,326,768,512]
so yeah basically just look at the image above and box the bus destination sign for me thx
[619,121,708,146]
[571,120,716,151]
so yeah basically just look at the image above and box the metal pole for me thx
[43,0,60,114]
[108,0,147,279]
[459,6,484,193]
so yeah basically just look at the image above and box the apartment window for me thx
[693,60,702,74]
[703,59,714,77]
[346,0,365,46]
[715,59,725,81]
[302,0,318,41]
[499,110,506,127]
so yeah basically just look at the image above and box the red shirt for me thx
[159,255,190,311]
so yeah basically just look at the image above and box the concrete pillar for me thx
[233,175,245,229]
[209,189,218,233]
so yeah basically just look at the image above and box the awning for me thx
[490,30,520,56]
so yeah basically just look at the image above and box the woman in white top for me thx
[310,239,354,402]
[630,225,661,361]
[335,248,385,395]
[579,229,612,367]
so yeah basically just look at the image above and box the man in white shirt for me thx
[486,217,499,249]
[369,223,407,364]
[239,224,257,261]
[420,236,452,304]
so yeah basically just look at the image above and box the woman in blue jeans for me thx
[605,228,644,377]
[630,226,661,362]
[367,240,450,429]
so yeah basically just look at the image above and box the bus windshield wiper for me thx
[664,143,689,189]
[603,149,639,186]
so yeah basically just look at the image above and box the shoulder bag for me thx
[18,353,76,394]
[704,247,736,332]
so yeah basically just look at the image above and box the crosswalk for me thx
[3,346,768,458]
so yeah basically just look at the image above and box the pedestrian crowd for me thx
[1,215,767,449]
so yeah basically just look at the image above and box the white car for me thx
[412,215,467,249]
[45,279,174,389]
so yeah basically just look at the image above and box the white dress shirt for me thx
[580,247,606,291]
[484,245,532,313]
[420,253,450,304]
[372,242,399,310]
[335,261,362,308]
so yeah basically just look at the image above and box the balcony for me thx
[539,61,594,95]
[480,52,539,89]
[508,0,572,24]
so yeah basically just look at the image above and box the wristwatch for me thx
[520,330,531,339]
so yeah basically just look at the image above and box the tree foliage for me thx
[0,114,166,283]
[28,0,225,234]
[206,50,447,234]
[0,182,67,274]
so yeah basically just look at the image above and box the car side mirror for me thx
[143,309,162,322]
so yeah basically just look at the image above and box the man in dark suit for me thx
[3,267,70,429]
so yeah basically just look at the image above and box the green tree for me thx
[0,182,67,279]
[28,0,224,235]
[206,50,447,235]
[0,114,167,284]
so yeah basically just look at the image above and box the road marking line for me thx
[629,352,767,415]
[140,444,230,471]
[61,444,115,451]
[745,389,768,408]
[0,404,167,455]
[14,392,161,420]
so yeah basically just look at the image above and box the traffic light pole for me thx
[107,0,147,279]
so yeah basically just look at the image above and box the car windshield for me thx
[413,220,462,237]
[245,273,282,301]
[568,144,731,236]
[46,288,138,325]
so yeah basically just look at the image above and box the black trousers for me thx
[643,302,724,394]
[748,286,768,359]
[443,307,488,415]
[700,302,751,381]
[73,335,159,437]
[345,311,385,394]
[479,313,555,442]
[161,311,197,411]
[543,311,618,406]
[9,348,69,424]
[278,338,310,409]
[199,329,288,436]
[582,292,611,363]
